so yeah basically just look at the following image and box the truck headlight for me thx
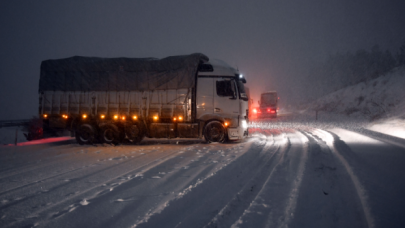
[241,120,248,129]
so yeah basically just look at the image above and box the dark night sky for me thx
[1,0,405,120]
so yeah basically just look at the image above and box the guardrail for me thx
[0,119,33,145]
[0,119,31,128]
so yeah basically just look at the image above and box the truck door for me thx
[196,77,214,118]
[214,78,239,116]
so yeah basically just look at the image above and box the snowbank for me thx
[305,66,405,139]
[308,66,405,120]
[367,118,405,140]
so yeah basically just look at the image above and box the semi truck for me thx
[257,91,278,118]
[38,53,249,144]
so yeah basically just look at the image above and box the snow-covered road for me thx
[1,119,405,228]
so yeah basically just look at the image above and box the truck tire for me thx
[75,124,96,145]
[125,123,144,144]
[203,121,226,143]
[100,124,122,145]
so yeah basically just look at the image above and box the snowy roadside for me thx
[302,66,405,140]
[366,117,405,140]
[365,96,405,140]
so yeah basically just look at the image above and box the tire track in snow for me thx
[313,129,374,228]
[275,131,308,228]
[0,148,128,195]
[0,146,122,192]
[55,144,251,228]
[202,133,282,228]
[0,152,144,210]
[0,144,87,177]
[1,148,183,228]
[0,146,168,197]
[5,144,241,228]
[130,140,263,228]
[231,131,308,228]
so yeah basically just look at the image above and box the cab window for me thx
[216,80,236,98]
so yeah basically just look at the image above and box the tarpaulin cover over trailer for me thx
[39,53,209,92]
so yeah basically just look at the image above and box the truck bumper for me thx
[227,119,248,140]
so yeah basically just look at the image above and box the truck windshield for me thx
[236,81,248,101]
[261,93,277,105]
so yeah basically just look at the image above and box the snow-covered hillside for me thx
[307,66,405,139]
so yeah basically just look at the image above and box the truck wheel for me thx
[100,124,122,144]
[125,123,144,144]
[204,121,226,143]
[75,124,96,145]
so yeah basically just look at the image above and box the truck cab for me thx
[257,91,278,118]
[196,59,249,142]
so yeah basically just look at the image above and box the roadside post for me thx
[15,128,18,145]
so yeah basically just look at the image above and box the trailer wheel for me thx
[100,124,122,145]
[125,123,144,144]
[75,124,96,145]
[204,121,226,143]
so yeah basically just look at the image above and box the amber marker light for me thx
[43,114,48,118]
[121,116,126,120]
[114,115,118,120]
[133,115,137,120]
[224,122,229,127]
[82,114,87,119]
[153,116,158,120]
[62,114,68,119]
[178,116,183,121]
[173,117,177,121]
[100,114,105,119]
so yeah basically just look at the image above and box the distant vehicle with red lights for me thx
[257,91,278,118]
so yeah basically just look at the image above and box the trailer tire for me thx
[203,121,226,143]
[125,123,144,144]
[100,124,122,145]
[75,124,96,145]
